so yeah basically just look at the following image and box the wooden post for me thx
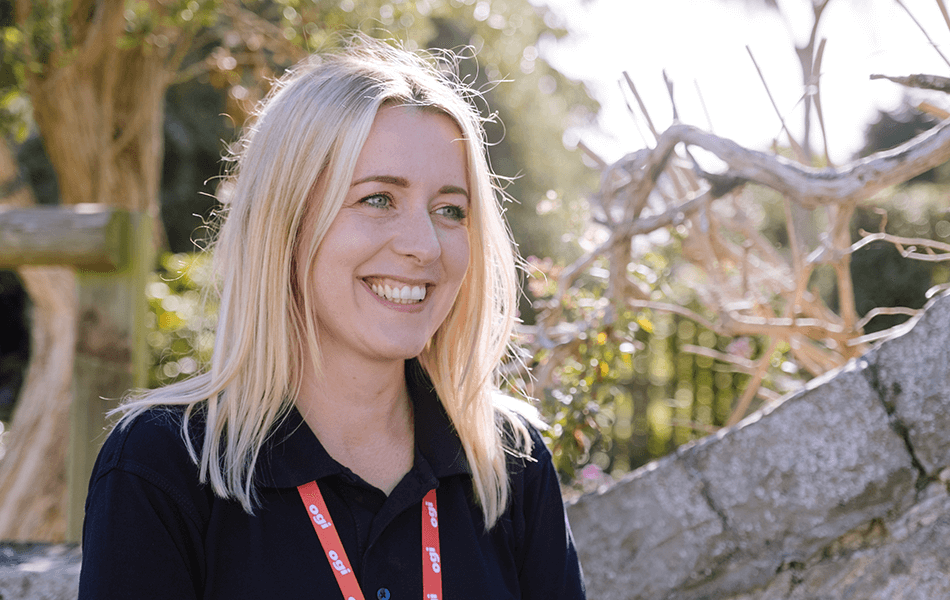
[0,205,151,542]
[67,212,152,541]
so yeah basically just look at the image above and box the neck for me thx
[296,354,415,495]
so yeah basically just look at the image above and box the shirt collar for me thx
[256,359,470,489]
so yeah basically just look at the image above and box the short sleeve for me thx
[78,411,208,600]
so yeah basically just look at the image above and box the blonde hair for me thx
[118,35,534,527]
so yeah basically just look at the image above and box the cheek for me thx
[443,229,471,282]
[311,217,374,276]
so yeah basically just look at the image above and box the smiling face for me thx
[299,105,471,370]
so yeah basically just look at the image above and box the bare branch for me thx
[918,101,950,120]
[794,0,830,162]
[746,45,806,162]
[812,38,832,165]
[870,73,950,93]
[663,121,950,207]
[527,42,950,457]
[830,202,860,339]
[622,72,659,141]
[788,334,844,374]
[846,328,905,347]
[726,338,779,427]
[938,0,950,34]
[576,141,608,170]
[615,187,711,238]
[555,240,610,302]
[853,231,950,259]
[855,306,920,332]
[617,79,653,149]
[895,0,950,70]
[722,312,850,341]
[625,299,720,334]
[663,70,678,121]
[680,344,755,373]
[903,251,950,262]
[694,79,714,132]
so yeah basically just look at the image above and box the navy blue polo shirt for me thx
[78,364,586,599]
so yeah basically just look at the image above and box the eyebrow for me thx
[352,175,469,199]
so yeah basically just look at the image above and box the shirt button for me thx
[376,589,391,600]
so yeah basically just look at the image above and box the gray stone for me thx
[569,293,950,599]
[678,363,917,598]
[750,482,950,600]
[865,292,950,474]
[567,454,733,600]
[0,543,81,600]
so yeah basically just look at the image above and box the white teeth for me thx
[369,281,427,304]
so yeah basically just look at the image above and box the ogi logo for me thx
[327,550,351,575]
[307,503,331,529]
[425,546,441,573]
[424,500,438,528]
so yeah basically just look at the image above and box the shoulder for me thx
[493,395,551,472]
[493,401,560,513]
[92,405,207,497]
[81,406,215,597]
[505,419,553,485]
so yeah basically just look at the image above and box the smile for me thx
[365,278,428,304]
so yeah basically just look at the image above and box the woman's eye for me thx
[435,204,467,222]
[360,193,392,209]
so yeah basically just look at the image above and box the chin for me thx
[373,340,430,363]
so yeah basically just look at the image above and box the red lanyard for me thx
[297,481,443,600]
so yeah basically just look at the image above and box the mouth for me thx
[363,277,428,305]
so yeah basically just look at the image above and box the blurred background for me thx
[1,0,949,536]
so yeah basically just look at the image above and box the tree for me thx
[518,0,950,488]
[0,0,203,542]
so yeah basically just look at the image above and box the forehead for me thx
[353,105,468,185]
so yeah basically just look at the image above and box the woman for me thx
[79,36,586,600]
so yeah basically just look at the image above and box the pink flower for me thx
[581,464,603,480]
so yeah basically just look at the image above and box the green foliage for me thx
[119,0,220,50]
[0,17,30,141]
[145,253,217,388]
[518,241,805,493]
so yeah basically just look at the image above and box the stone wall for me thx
[2,293,949,599]
[568,292,950,600]
[0,543,80,600]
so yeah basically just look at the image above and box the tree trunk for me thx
[0,1,172,540]
[0,267,77,542]
[27,5,169,217]
[0,139,78,541]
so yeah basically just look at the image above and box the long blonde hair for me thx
[119,35,533,527]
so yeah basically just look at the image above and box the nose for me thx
[390,205,442,264]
